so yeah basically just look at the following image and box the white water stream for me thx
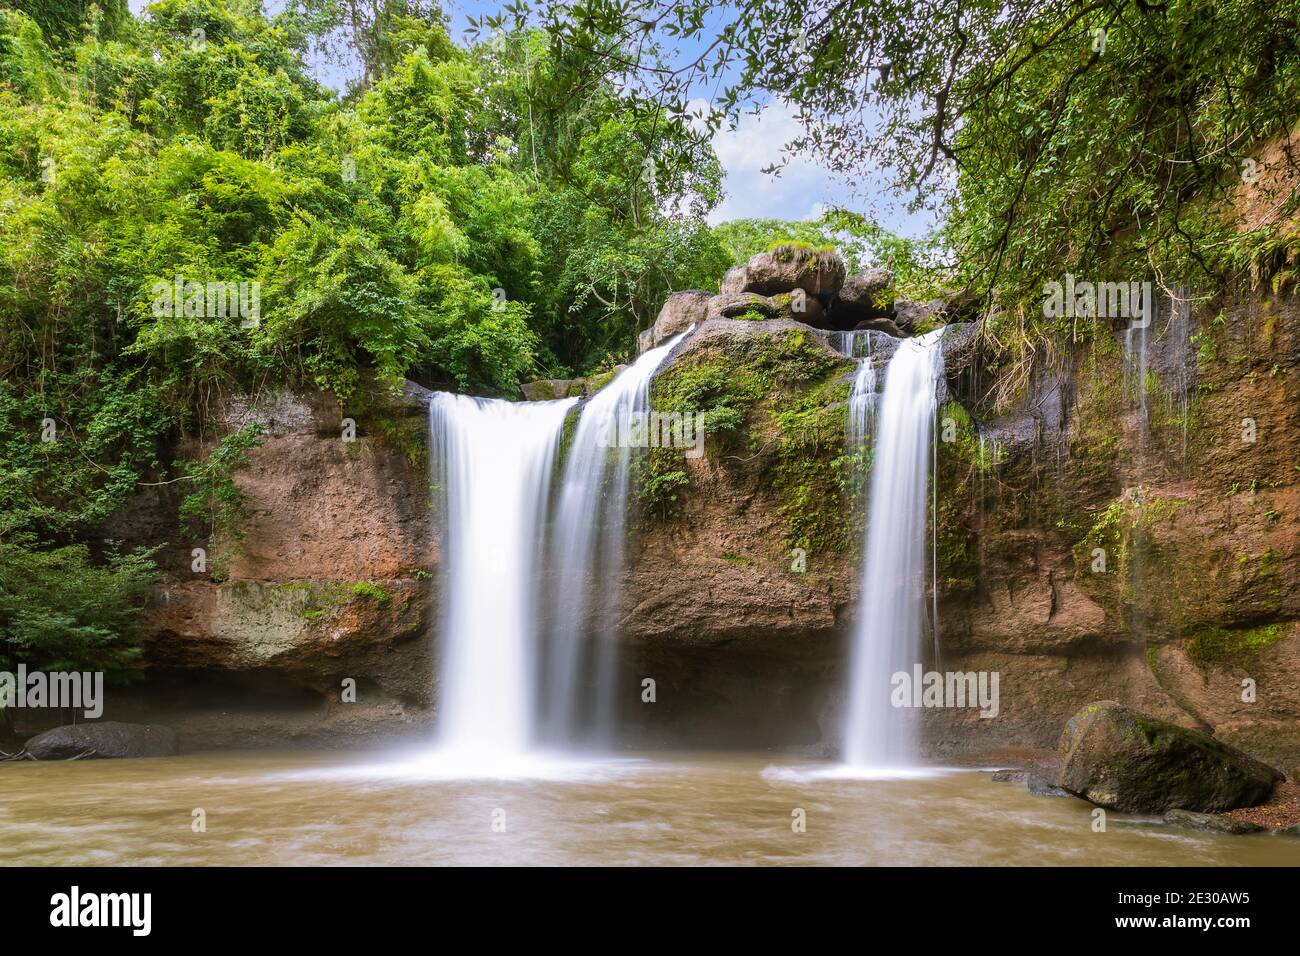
[427,331,688,768]
[428,393,575,766]
[841,329,946,771]
[542,330,690,745]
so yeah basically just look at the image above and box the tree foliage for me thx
[507,0,1300,335]
[0,0,729,672]
[0,531,157,699]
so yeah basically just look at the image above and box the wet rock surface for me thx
[25,722,179,759]
[1163,810,1266,834]
[1056,701,1283,812]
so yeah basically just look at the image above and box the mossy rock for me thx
[1185,623,1286,667]
[650,320,854,552]
[1057,700,1283,812]
[743,244,846,300]
[520,378,586,401]
[706,292,780,321]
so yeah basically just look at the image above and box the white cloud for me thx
[704,99,854,225]
[703,98,937,237]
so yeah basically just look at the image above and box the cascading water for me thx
[428,393,576,764]
[833,330,881,447]
[841,328,946,771]
[1125,310,1151,430]
[541,330,690,747]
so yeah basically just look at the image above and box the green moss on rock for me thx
[650,327,854,552]
[771,371,853,554]
[1185,623,1286,667]
[1058,700,1283,812]
[632,447,690,521]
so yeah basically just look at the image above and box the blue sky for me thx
[126,0,933,236]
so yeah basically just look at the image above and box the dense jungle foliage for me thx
[0,0,734,676]
[502,0,1300,352]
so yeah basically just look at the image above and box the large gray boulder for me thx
[637,326,655,355]
[720,266,748,294]
[1057,701,1283,813]
[892,298,945,333]
[768,290,825,324]
[833,268,895,324]
[854,317,905,337]
[25,722,180,760]
[649,290,713,348]
[940,321,981,377]
[739,244,846,301]
[704,290,826,326]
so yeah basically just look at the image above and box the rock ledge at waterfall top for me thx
[1056,701,1283,813]
[640,248,981,351]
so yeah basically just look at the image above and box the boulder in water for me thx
[1057,701,1283,812]
[1026,773,1073,798]
[1163,810,1266,834]
[25,722,179,760]
[991,768,1030,783]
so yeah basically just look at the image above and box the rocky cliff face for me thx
[616,275,1300,766]
[116,249,1299,767]
[106,387,437,749]
[613,268,1299,765]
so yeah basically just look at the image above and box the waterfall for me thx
[541,330,690,747]
[428,393,576,762]
[425,328,690,770]
[841,328,946,770]
[835,330,880,448]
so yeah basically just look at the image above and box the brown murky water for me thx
[2,750,1296,865]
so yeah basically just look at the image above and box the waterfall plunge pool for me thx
[2,750,1294,866]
